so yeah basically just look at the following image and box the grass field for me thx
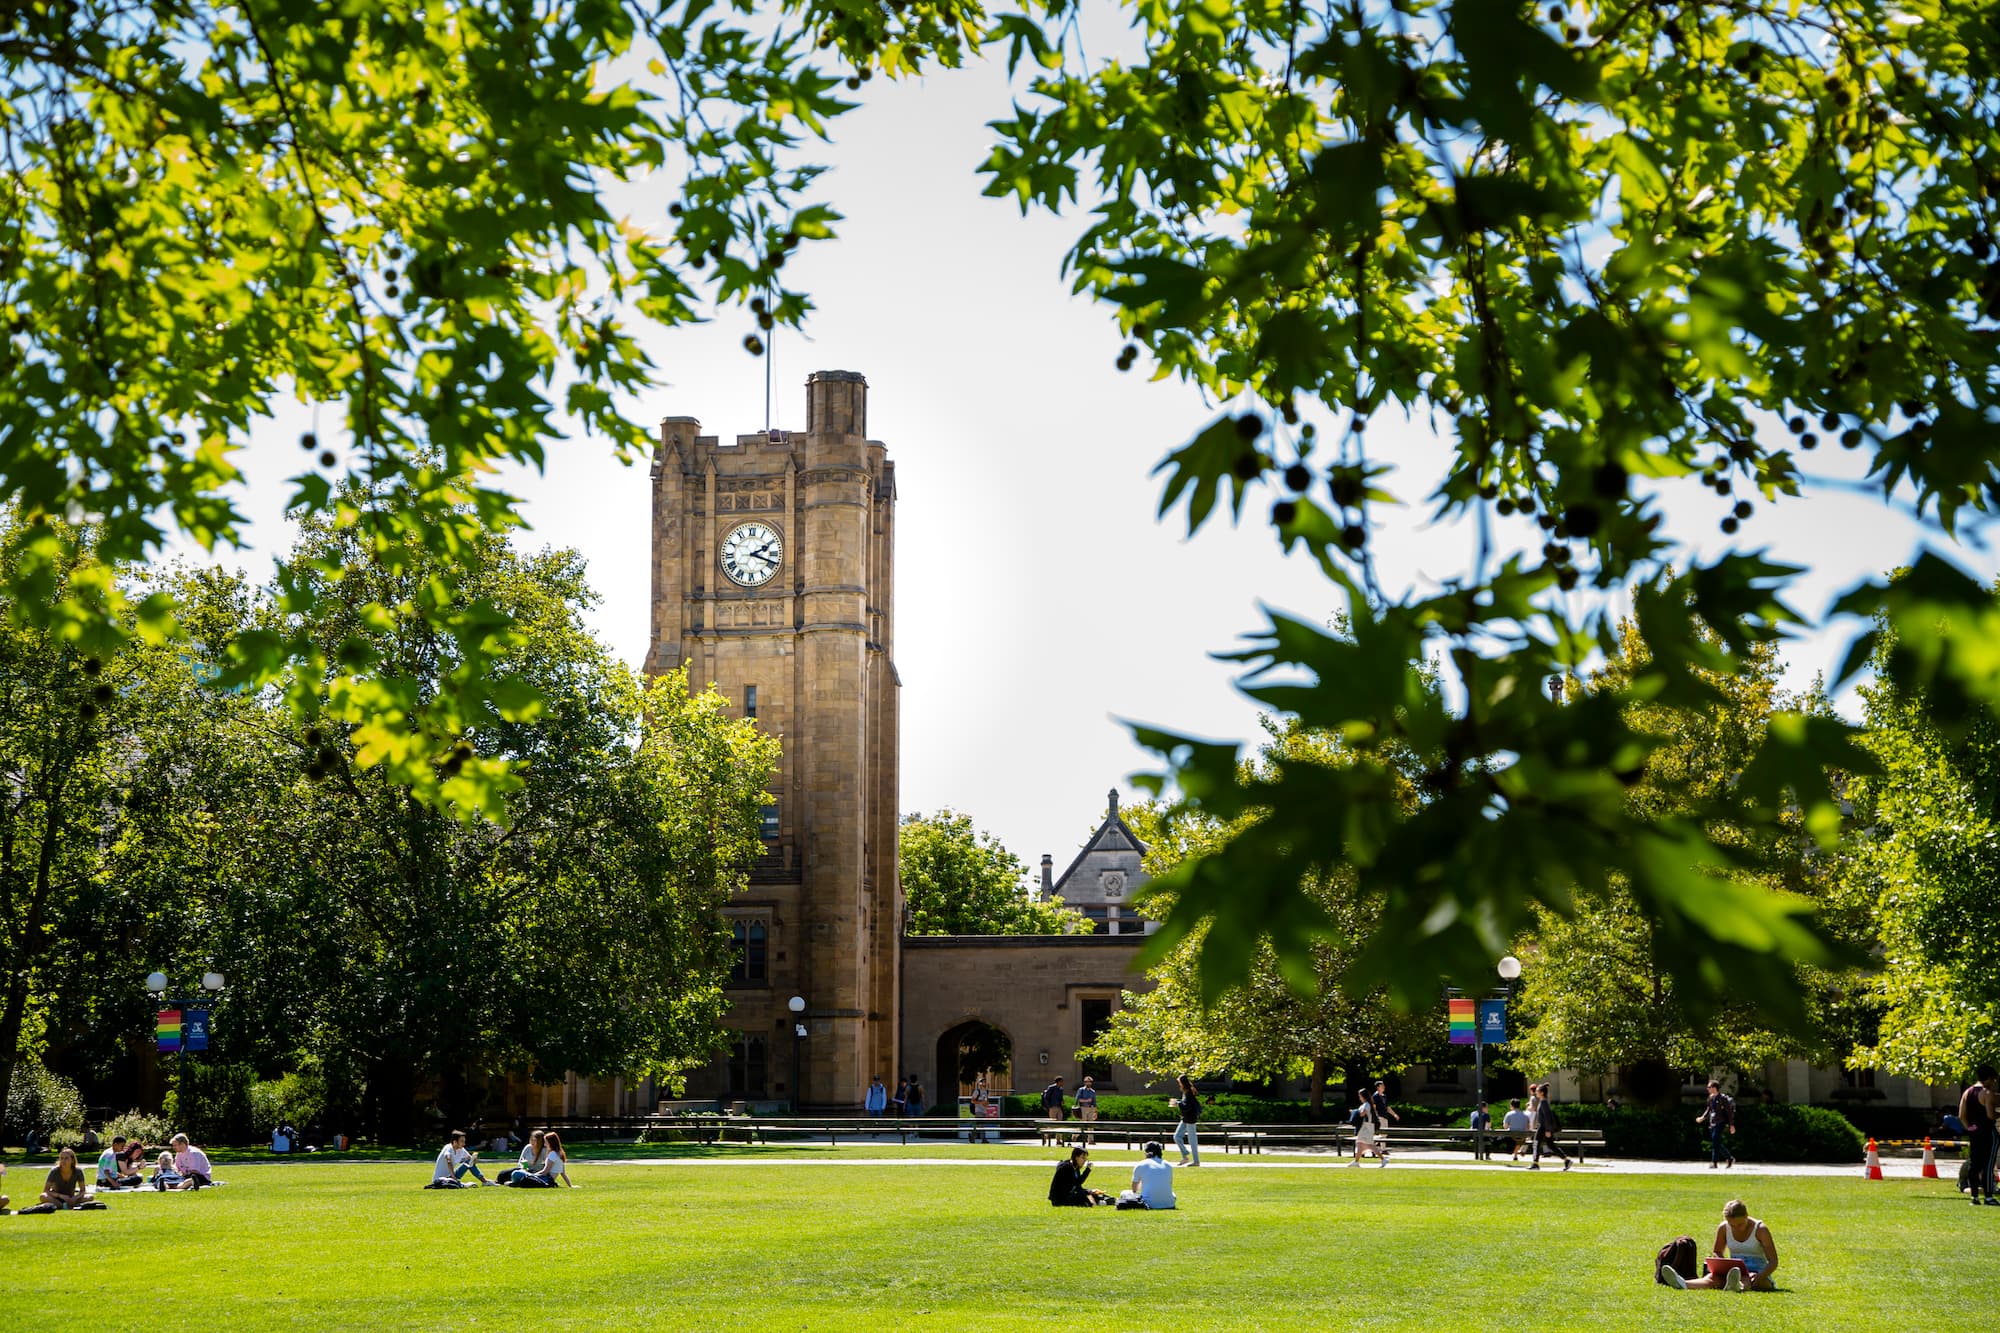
[0,1151,1990,1331]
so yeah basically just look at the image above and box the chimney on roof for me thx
[1108,788,1119,816]
[1040,853,1053,895]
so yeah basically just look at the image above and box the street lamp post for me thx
[787,996,807,1115]
[1479,955,1522,1115]
[147,969,225,1110]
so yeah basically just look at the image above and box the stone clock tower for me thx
[645,370,900,1108]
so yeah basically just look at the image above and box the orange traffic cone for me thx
[1865,1137,1883,1181]
[1921,1137,1939,1179]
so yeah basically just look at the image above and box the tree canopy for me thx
[1503,621,1871,1093]
[899,810,1086,936]
[1081,723,1441,1114]
[1839,596,2000,1081]
[0,503,777,1139]
[7,0,2000,1024]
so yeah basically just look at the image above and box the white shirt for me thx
[1131,1156,1175,1209]
[433,1145,460,1181]
[518,1143,544,1172]
[542,1148,568,1182]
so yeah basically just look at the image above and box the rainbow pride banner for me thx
[156,1008,182,1053]
[1447,997,1477,1045]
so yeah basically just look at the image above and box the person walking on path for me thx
[1075,1076,1099,1145]
[1502,1098,1531,1160]
[969,1074,991,1142]
[1041,1076,1067,1121]
[892,1077,909,1116]
[1698,1079,1736,1170]
[1351,1086,1389,1167]
[1962,1065,1997,1205]
[1370,1080,1401,1132]
[1529,1084,1572,1172]
[864,1076,888,1118]
[905,1078,927,1119]
[1173,1075,1203,1167]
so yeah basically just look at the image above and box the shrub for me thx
[1833,1104,1944,1142]
[4,1061,86,1143]
[102,1109,174,1149]
[1735,1105,1865,1163]
[173,1061,258,1145]
[48,1127,88,1151]
[248,1070,326,1137]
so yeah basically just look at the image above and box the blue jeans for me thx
[1174,1121,1200,1164]
[1710,1124,1732,1165]
[454,1162,489,1184]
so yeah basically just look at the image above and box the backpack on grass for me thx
[1655,1236,1698,1284]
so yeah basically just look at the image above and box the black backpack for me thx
[1655,1236,1698,1284]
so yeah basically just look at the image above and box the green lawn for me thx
[0,1155,1990,1330]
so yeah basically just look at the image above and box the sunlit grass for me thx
[0,1157,1985,1330]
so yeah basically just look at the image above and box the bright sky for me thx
[198,34,2000,877]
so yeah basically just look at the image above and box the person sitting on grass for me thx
[511,1131,573,1187]
[1115,1141,1176,1210]
[120,1138,150,1175]
[496,1130,545,1186]
[97,1136,142,1189]
[169,1133,212,1190]
[41,1148,93,1209]
[540,1132,572,1187]
[429,1131,492,1188]
[1047,1146,1110,1207]
[150,1150,182,1190]
[1659,1199,1780,1292]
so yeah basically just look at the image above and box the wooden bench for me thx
[1034,1119,1226,1151]
[1222,1124,1607,1162]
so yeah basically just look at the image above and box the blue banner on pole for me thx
[1477,1000,1506,1044]
[183,1008,210,1052]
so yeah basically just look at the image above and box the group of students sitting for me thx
[427,1128,572,1189]
[1,1134,213,1214]
[1047,1141,1177,1210]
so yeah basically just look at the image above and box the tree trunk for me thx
[0,974,28,1142]
[1308,1056,1329,1120]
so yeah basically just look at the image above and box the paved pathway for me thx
[588,1150,1934,1179]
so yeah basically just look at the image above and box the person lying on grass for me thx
[1659,1199,1779,1291]
[1048,1146,1111,1207]
[496,1130,545,1186]
[169,1134,212,1190]
[41,1148,92,1209]
[97,1137,142,1189]
[430,1131,493,1187]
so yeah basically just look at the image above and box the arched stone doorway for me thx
[935,1018,1013,1104]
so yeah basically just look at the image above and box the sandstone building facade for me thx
[645,371,901,1106]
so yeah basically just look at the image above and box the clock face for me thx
[720,522,783,588]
